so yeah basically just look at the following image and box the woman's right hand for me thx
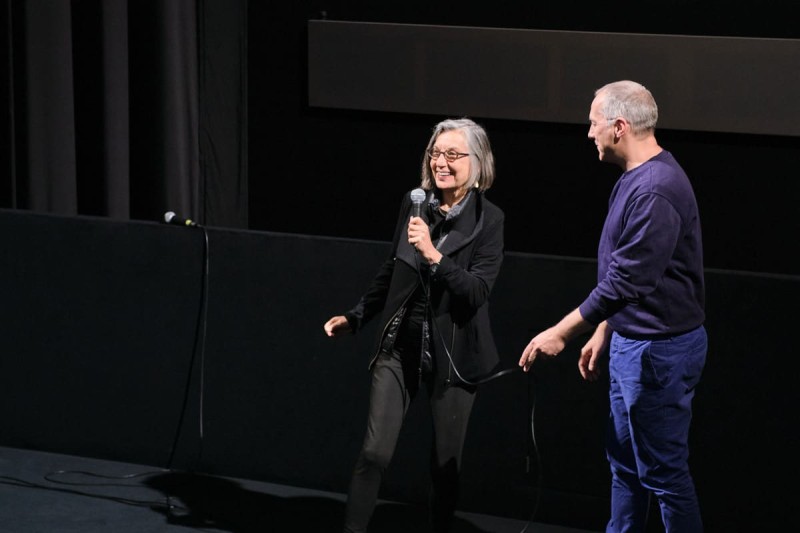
[323,315,352,337]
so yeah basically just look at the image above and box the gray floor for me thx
[0,446,598,532]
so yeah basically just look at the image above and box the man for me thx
[519,80,707,532]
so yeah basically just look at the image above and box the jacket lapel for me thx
[395,190,485,269]
[437,192,483,257]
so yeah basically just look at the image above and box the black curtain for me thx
[0,0,247,228]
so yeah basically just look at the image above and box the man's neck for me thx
[623,137,662,171]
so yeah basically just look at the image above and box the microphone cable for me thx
[517,368,543,533]
[165,224,210,472]
[413,251,544,532]
[0,470,187,513]
[414,255,515,387]
[1,221,212,518]
[158,221,210,518]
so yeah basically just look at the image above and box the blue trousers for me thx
[606,326,707,533]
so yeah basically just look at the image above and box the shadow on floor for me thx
[144,471,495,533]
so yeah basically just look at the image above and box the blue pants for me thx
[606,326,707,533]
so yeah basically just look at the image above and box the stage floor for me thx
[0,445,598,532]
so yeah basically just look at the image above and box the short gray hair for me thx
[420,118,496,192]
[595,80,658,135]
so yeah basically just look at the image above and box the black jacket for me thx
[345,189,505,385]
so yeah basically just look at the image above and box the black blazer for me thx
[345,189,505,385]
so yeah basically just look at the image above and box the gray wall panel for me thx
[309,21,800,137]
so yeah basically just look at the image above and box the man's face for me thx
[587,96,616,164]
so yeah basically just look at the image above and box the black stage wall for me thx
[3,2,798,277]
[250,2,800,278]
[0,209,796,531]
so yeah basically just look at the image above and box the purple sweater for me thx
[579,150,705,338]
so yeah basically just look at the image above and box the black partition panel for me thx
[0,210,206,464]
[0,209,797,531]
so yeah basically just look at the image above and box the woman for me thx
[323,117,504,533]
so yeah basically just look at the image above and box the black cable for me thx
[43,469,169,486]
[517,369,543,533]
[158,225,211,516]
[415,254,515,387]
[413,247,542,532]
[0,473,186,512]
[165,226,211,471]
[6,225,214,519]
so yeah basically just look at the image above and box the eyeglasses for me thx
[427,148,470,162]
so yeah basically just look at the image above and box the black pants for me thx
[343,350,476,533]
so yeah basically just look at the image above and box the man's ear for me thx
[613,117,627,139]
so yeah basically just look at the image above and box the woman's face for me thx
[429,130,471,197]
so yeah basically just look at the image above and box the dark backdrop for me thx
[248,2,799,276]
[2,1,797,275]
[0,0,247,227]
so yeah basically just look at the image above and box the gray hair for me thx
[420,118,496,192]
[595,80,658,135]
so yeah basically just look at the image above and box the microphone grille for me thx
[410,188,426,203]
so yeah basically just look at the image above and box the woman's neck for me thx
[440,188,467,211]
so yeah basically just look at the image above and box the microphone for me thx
[410,188,426,218]
[163,211,197,227]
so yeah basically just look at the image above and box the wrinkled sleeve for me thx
[344,194,411,332]
[580,193,681,325]
[433,210,505,312]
